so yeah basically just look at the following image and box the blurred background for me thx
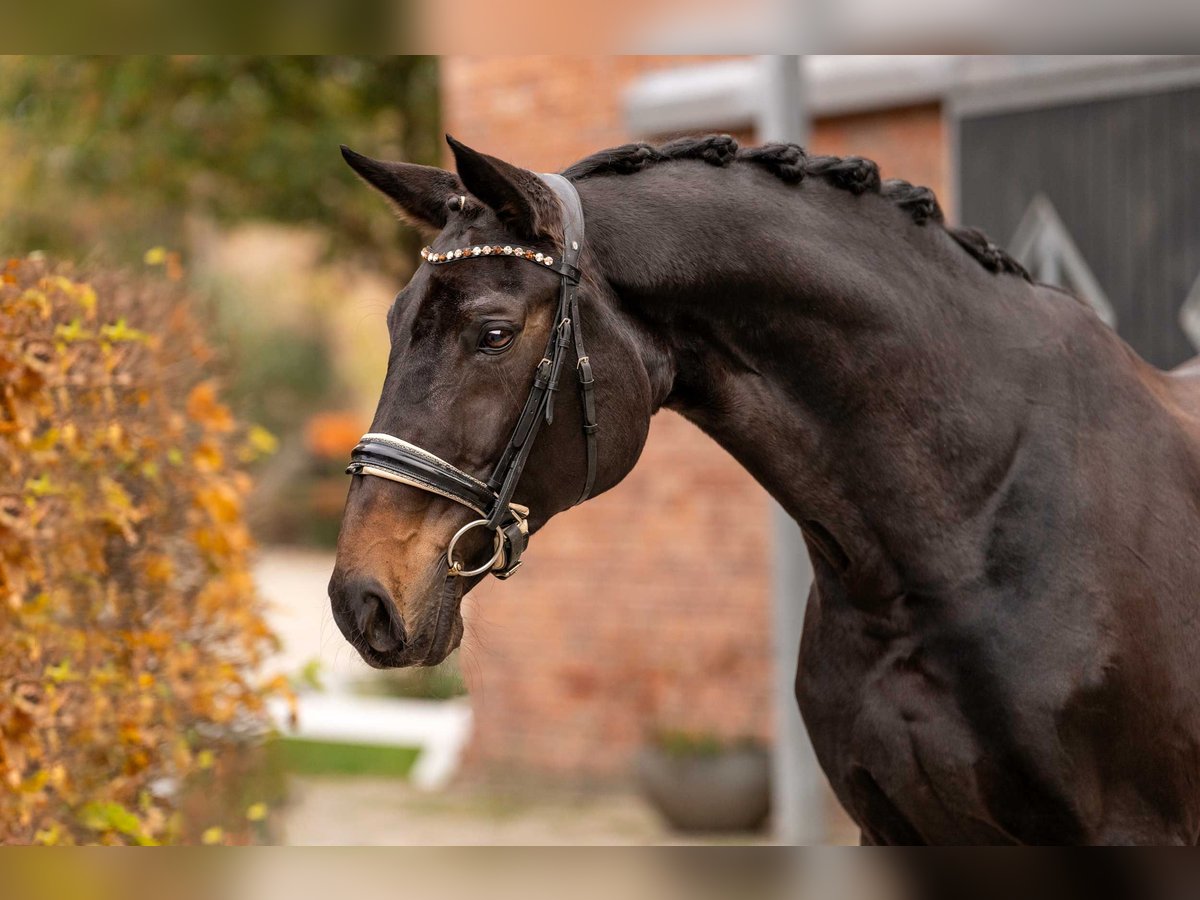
[3,54,1200,845]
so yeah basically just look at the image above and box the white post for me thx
[757,55,827,845]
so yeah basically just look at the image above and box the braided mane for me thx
[562,135,1029,280]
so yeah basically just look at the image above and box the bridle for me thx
[344,174,597,580]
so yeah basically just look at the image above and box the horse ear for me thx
[340,145,461,230]
[446,135,557,242]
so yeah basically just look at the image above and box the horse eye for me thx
[479,325,516,353]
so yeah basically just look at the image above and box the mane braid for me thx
[562,135,1030,281]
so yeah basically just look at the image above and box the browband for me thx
[345,172,596,580]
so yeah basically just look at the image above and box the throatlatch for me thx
[345,173,597,579]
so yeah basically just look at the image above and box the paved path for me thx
[281,776,773,846]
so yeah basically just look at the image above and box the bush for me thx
[0,254,287,845]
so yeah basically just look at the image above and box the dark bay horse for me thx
[329,134,1200,845]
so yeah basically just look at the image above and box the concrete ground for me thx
[280,776,776,846]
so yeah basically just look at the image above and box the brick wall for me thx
[442,56,949,778]
[442,56,737,172]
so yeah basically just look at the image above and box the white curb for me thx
[269,692,473,791]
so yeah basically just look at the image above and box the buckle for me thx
[556,317,573,348]
[492,514,528,579]
[576,356,593,383]
[494,560,523,580]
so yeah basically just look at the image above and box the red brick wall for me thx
[442,56,949,778]
[461,413,774,776]
[442,56,739,172]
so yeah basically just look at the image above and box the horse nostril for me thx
[351,583,406,655]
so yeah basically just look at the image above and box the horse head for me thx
[328,138,658,668]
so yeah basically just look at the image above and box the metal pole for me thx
[757,55,827,845]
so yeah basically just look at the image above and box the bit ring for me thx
[446,519,505,577]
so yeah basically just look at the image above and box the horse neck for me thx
[581,165,1060,595]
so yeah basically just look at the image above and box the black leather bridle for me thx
[345,174,597,580]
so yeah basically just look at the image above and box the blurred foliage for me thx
[0,255,291,844]
[0,57,437,546]
[5,1,403,57]
[0,56,440,275]
[651,731,725,759]
[650,730,763,759]
[224,319,335,447]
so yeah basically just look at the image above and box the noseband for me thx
[344,174,597,580]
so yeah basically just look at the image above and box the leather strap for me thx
[541,174,597,504]
[345,173,597,580]
[347,434,496,515]
[484,173,591,535]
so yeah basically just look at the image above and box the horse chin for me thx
[421,613,464,667]
[414,574,466,666]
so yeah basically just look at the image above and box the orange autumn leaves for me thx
[0,255,286,844]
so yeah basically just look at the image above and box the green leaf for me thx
[25,473,56,497]
[100,318,150,343]
[78,801,146,841]
[44,660,76,683]
[54,318,92,342]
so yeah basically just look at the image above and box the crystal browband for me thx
[421,244,554,267]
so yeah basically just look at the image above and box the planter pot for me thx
[635,744,771,833]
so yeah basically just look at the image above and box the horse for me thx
[328,133,1200,845]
